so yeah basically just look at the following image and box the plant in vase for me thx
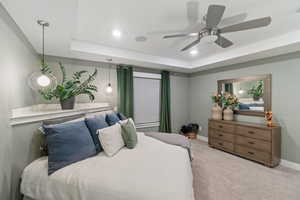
[211,93,223,120]
[248,80,263,101]
[221,93,240,121]
[39,62,98,110]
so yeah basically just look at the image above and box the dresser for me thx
[208,119,281,167]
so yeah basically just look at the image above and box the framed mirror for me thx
[218,74,271,117]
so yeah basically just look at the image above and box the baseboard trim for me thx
[195,135,300,171]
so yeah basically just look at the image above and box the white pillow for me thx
[97,123,125,157]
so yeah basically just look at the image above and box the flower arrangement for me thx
[211,93,222,104]
[221,92,240,109]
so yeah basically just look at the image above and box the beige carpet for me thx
[191,140,300,200]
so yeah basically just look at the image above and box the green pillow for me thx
[120,119,138,149]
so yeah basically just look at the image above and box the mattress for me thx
[21,133,194,200]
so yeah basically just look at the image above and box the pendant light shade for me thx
[28,20,57,91]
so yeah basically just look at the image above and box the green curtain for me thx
[159,71,172,133]
[117,65,134,118]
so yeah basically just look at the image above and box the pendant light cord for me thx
[42,24,45,66]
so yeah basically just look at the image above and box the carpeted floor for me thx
[191,139,300,200]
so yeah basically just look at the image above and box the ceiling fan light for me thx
[201,35,218,43]
[190,50,198,55]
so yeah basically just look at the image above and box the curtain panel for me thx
[117,65,134,118]
[159,71,172,133]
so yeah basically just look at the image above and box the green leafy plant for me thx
[39,62,98,101]
[248,80,263,100]
[211,93,222,104]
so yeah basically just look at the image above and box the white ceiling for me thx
[2,0,300,72]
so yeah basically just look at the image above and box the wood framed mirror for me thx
[218,74,271,117]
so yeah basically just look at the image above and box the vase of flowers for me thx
[39,62,98,110]
[211,93,223,120]
[221,93,240,121]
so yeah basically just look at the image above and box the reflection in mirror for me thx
[218,74,271,117]
[222,80,264,112]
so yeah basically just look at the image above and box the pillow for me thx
[119,118,138,149]
[43,120,96,175]
[97,124,125,157]
[85,115,109,153]
[117,112,127,120]
[39,116,85,155]
[105,112,120,126]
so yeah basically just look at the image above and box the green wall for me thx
[189,52,300,164]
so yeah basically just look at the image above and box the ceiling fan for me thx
[163,5,272,51]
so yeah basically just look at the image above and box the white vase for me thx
[211,103,222,120]
[223,107,234,121]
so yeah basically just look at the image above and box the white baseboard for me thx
[196,136,300,171]
[280,159,300,171]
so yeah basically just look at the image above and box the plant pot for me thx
[253,96,260,101]
[223,107,234,121]
[60,96,75,110]
[211,103,222,120]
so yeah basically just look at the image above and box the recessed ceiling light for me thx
[190,50,198,56]
[112,29,122,38]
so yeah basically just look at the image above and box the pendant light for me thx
[106,59,113,94]
[28,20,57,91]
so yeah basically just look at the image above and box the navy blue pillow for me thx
[117,112,127,120]
[43,120,96,175]
[105,112,120,126]
[85,115,109,152]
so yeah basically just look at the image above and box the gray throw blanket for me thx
[144,132,192,161]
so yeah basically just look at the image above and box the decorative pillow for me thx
[105,112,120,126]
[119,118,138,149]
[97,124,125,157]
[117,112,127,120]
[39,116,84,155]
[43,120,96,175]
[85,115,109,153]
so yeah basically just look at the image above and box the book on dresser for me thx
[208,119,281,167]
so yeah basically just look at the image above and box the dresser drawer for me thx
[236,126,271,141]
[235,145,271,163]
[210,138,234,152]
[209,121,235,133]
[210,129,234,143]
[236,136,271,152]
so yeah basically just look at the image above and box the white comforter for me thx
[21,133,194,200]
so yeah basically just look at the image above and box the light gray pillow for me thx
[97,124,125,157]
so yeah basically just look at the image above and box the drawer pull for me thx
[218,125,223,128]
[248,141,255,145]
[218,134,223,137]
[248,151,255,155]
[248,131,255,134]
[218,142,223,146]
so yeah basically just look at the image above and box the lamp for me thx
[28,20,57,91]
[106,59,113,94]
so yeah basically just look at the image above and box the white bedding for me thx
[21,133,194,200]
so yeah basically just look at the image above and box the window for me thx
[133,72,161,128]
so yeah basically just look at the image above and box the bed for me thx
[21,132,194,200]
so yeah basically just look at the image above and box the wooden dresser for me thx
[208,119,281,167]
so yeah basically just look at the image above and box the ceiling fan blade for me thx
[220,17,271,34]
[215,36,233,48]
[163,33,197,39]
[181,38,201,51]
[219,13,247,27]
[206,5,226,28]
[187,1,199,25]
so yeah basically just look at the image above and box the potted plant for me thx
[248,80,263,101]
[221,93,240,121]
[211,93,223,120]
[39,62,98,110]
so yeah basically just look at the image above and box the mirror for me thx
[218,74,271,117]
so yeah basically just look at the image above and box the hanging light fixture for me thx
[28,20,57,91]
[106,59,113,94]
